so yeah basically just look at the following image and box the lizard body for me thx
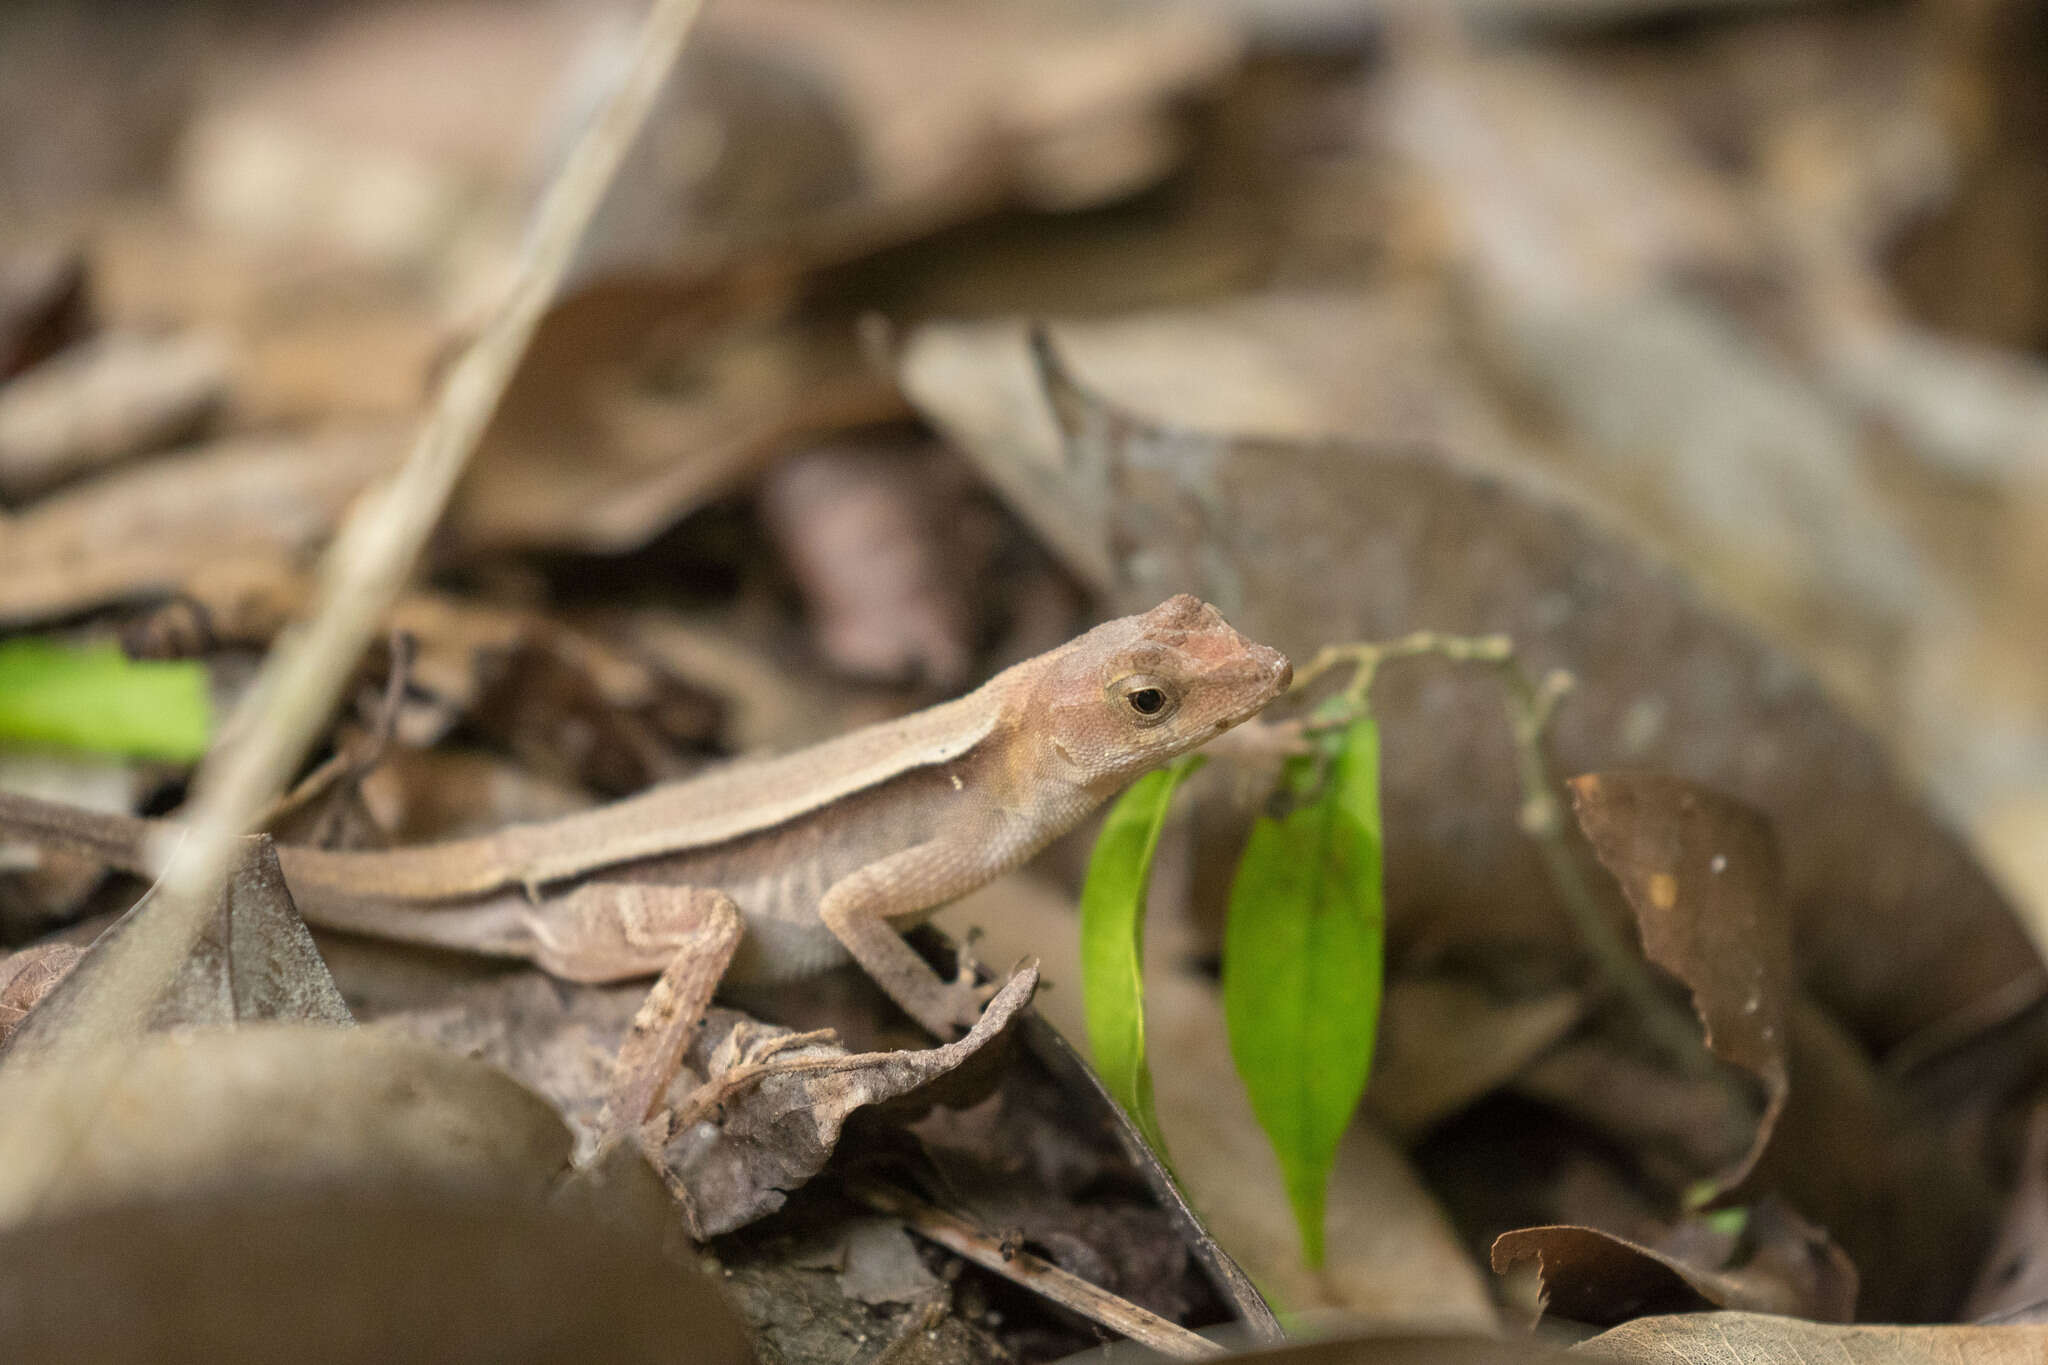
[0,597,1289,1043]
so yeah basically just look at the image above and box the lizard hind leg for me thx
[585,885,745,1143]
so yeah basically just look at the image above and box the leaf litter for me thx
[3,0,2048,1358]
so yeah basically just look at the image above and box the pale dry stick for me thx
[1295,632,1709,1076]
[0,0,712,1217]
[849,1180,1227,1361]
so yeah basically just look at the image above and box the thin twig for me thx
[849,1179,1227,1361]
[0,0,711,1219]
[1293,634,1709,1075]
[256,629,414,831]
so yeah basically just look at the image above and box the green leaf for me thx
[1079,753,1205,1158]
[0,639,212,761]
[1223,713,1385,1268]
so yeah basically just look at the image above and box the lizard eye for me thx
[1110,675,1179,727]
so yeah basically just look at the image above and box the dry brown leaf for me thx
[896,290,1534,593]
[354,747,594,845]
[0,750,149,932]
[578,0,1242,287]
[1569,774,1789,1195]
[0,1178,748,1365]
[0,837,352,1064]
[170,0,595,270]
[837,1217,943,1306]
[0,1025,578,1224]
[0,427,400,627]
[1380,44,1933,652]
[1963,1103,2048,1323]
[1751,997,1998,1321]
[661,967,1037,1238]
[0,944,81,1045]
[0,245,87,382]
[1491,1200,1857,1326]
[0,331,229,498]
[453,283,906,554]
[335,944,644,1147]
[759,435,991,688]
[704,0,1240,219]
[1510,1035,1756,1190]
[1014,352,2039,1061]
[1574,1310,2048,1363]
[609,607,876,753]
[131,560,723,794]
[1368,976,1586,1143]
[1006,365,2029,1319]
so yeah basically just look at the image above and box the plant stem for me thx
[1290,634,1710,1075]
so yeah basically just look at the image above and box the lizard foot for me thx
[930,978,994,1035]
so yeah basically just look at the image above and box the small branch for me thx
[1293,634,1709,1075]
[849,1179,1226,1360]
[0,0,712,1217]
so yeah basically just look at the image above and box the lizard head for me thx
[1036,595,1291,791]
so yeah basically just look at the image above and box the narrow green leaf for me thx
[1223,714,1384,1268]
[0,640,212,761]
[1079,753,1205,1158]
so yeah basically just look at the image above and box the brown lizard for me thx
[0,595,1289,1132]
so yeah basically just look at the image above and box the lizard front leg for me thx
[817,832,1021,1037]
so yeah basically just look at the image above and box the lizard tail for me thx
[276,833,528,902]
[0,787,525,906]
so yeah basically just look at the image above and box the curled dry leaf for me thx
[1490,1199,1857,1326]
[661,967,1037,1238]
[1568,773,1790,1195]
[1574,1310,2048,1363]
[0,427,401,627]
[0,330,229,497]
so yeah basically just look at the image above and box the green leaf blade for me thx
[0,640,212,761]
[1079,754,1205,1158]
[1223,714,1385,1268]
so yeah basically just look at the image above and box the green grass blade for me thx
[1223,714,1384,1267]
[1079,754,1205,1158]
[0,639,212,762]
